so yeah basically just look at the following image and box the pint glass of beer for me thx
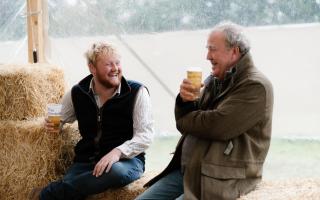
[187,67,202,98]
[47,103,62,131]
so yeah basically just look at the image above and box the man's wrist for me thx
[114,148,123,158]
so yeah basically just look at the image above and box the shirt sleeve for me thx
[116,87,155,158]
[60,90,77,125]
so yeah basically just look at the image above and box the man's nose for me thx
[206,51,211,60]
[111,63,118,70]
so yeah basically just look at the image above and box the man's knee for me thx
[107,161,142,186]
[109,162,128,176]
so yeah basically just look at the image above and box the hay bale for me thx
[0,64,65,120]
[239,178,320,200]
[0,118,80,200]
[88,171,158,200]
[88,176,320,200]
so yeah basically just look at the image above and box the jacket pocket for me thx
[201,163,245,179]
[201,163,245,200]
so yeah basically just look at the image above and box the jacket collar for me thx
[78,74,131,98]
[216,52,254,98]
[232,52,254,83]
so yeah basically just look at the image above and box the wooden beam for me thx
[27,0,48,63]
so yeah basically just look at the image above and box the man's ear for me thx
[88,63,96,75]
[231,46,241,61]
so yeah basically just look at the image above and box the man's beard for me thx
[96,73,121,89]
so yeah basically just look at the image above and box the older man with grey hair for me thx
[136,21,273,200]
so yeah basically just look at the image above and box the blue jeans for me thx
[40,157,144,200]
[135,169,184,200]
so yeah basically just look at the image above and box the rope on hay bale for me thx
[0,119,80,200]
[0,64,65,120]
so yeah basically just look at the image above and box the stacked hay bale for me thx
[0,64,64,120]
[0,64,79,199]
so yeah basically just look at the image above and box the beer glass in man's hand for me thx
[45,103,62,133]
[187,67,202,98]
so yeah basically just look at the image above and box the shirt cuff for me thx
[116,145,131,159]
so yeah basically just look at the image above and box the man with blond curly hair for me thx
[29,42,154,200]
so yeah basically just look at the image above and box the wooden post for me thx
[27,0,48,63]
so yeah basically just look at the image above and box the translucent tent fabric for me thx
[1,0,320,138]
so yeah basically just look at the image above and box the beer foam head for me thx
[187,67,202,72]
[47,103,62,115]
